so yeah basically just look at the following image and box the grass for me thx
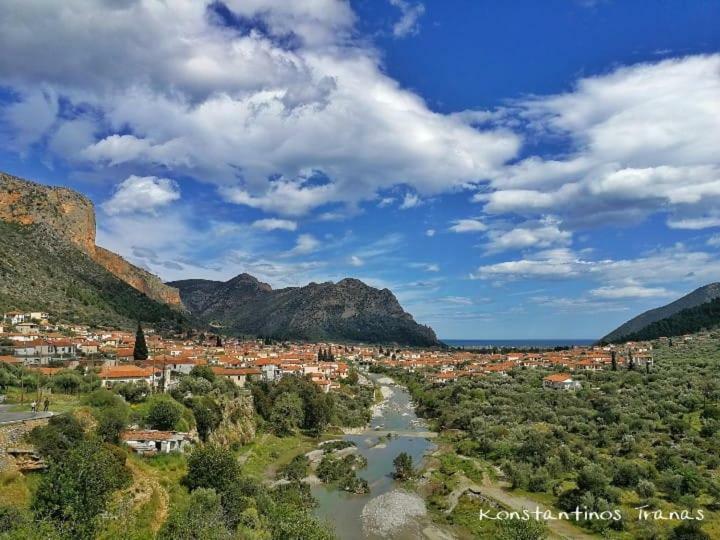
[3,388,81,413]
[0,469,32,508]
[238,432,321,478]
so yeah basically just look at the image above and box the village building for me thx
[121,430,192,455]
[543,373,582,390]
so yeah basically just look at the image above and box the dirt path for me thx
[441,461,595,540]
[126,460,169,534]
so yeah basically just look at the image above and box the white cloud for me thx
[479,55,720,229]
[425,228,435,237]
[0,0,518,216]
[289,233,321,255]
[399,192,421,210]
[102,175,180,215]
[349,255,364,267]
[251,218,297,231]
[590,285,672,299]
[409,262,439,272]
[389,0,425,38]
[449,218,487,233]
[708,234,720,247]
[473,248,582,280]
[485,217,571,252]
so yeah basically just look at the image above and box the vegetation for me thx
[610,297,720,343]
[378,334,720,538]
[0,221,189,330]
[133,323,149,361]
[392,451,414,480]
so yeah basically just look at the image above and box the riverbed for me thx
[312,374,449,539]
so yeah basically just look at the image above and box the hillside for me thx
[0,221,188,330]
[602,282,720,343]
[602,283,720,342]
[0,171,182,306]
[169,273,440,346]
[604,296,720,343]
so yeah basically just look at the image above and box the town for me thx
[1,310,658,401]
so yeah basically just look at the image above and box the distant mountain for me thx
[601,283,720,343]
[169,274,440,346]
[0,220,189,330]
[0,171,183,307]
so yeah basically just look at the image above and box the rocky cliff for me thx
[0,171,182,307]
[170,273,440,346]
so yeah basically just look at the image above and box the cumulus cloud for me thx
[102,175,180,215]
[449,218,487,233]
[479,54,720,230]
[485,217,571,252]
[288,233,321,255]
[251,218,297,231]
[389,0,426,38]
[425,229,436,237]
[349,255,364,266]
[399,192,421,209]
[0,0,518,217]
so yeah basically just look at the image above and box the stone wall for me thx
[0,417,49,471]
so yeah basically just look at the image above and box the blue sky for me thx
[1,0,720,339]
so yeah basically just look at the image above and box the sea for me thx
[442,338,596,349]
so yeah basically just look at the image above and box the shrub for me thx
[146,395,184,431]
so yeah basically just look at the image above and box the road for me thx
[0,404,54,425]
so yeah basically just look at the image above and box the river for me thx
[313,374,450,540]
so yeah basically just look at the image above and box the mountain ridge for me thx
[601,282,720,342]
[169,274,440,346]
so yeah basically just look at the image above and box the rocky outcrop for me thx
[94,247,182,306]
[170,273,440,346]
[0,171,182,307]
[0,172,96,253]
[208,394,256,448]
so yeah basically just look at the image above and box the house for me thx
[543,373,581,390]
[121,430,191,455]
[98,365,157,387]
[211,367,261,387]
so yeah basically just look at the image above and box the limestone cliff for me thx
[208,394,256,448]
[0,171,182,308]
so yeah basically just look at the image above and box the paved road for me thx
[0,404,54,424]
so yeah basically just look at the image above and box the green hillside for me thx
[606,296,720,343]
[0,221,189,330]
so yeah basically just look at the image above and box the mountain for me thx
[0,220,188,329]
[601,283,720,343]
[169,274,440,346]
[0,171,182,307]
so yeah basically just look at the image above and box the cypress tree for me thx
[215,335,222,347]
[611,351,617,371]
[628,351,635,371]
[133,323,148,361]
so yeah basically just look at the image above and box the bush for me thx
[158,488,230,540]
[392,452,414,480]
[184,445,241,494]
[32,440,131,539]
[146,395,184,431]
[29,414,85,461]
[95,406,128,444]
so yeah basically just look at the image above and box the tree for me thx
[668,521,711,540]
[628,351,635,371]
[611,351,617,371]
[392,452,414,480]
[158,488,231,540]
[133,322,148,361]
[96,406,128,444]
[32,440,131,539]
[146,395,184,431]
[215,335,222,348]
[191,397,222,442]
[29,414,85,461]
[190,364,216,383]
[496,518,548,540]
[270,392,304,436]
[184,445,241,495]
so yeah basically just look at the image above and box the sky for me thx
[1,1,719,339]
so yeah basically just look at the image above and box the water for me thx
[312,374,438,539]
[442,338,596,349]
